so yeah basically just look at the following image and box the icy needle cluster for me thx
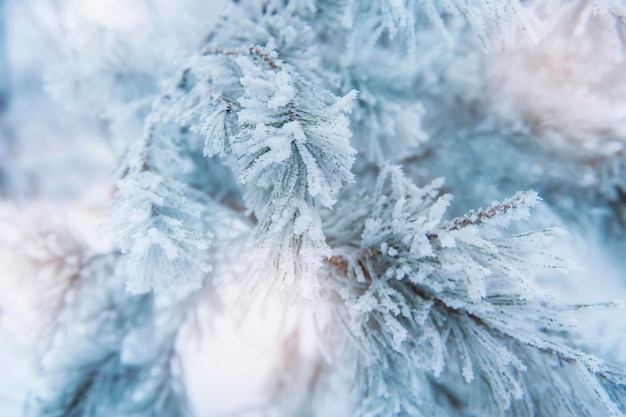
[152,11,357,294]
[322,166,625,416]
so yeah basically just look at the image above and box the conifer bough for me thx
[18,0,626,416]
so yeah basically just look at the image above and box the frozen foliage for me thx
[25,253,195,417]
[153,11,357,294]
[113,118,214,293]
[328,0,539,50]
[0,216,202,417]
[229,52,355,289]
[114,171,213,294]
[381,0,626,242]
[323,166,625,416]
[3,0,626,416]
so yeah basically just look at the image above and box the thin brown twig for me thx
[201,45,280,70]
[444,193,529,231]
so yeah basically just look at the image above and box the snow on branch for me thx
[322,165,625,416]
[114,170,213,294]
[443,191,539,230]
[154,13,357,296]
[234,51,355,295]
[113,117,214,294]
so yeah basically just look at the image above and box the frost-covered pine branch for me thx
[6,0,626,416]
[148,9,358,297]
[0,218,197,417]
[114,123,214,293]
[318,165,625,416]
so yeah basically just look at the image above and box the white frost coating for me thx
[323,165,622,416]
[138,11,356,298]
[114,171,212,294]
[234,54,356,208]
[267,71,297,109]
[229,49,356,293]
[155,13,358,296]
[443,190,539,231]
